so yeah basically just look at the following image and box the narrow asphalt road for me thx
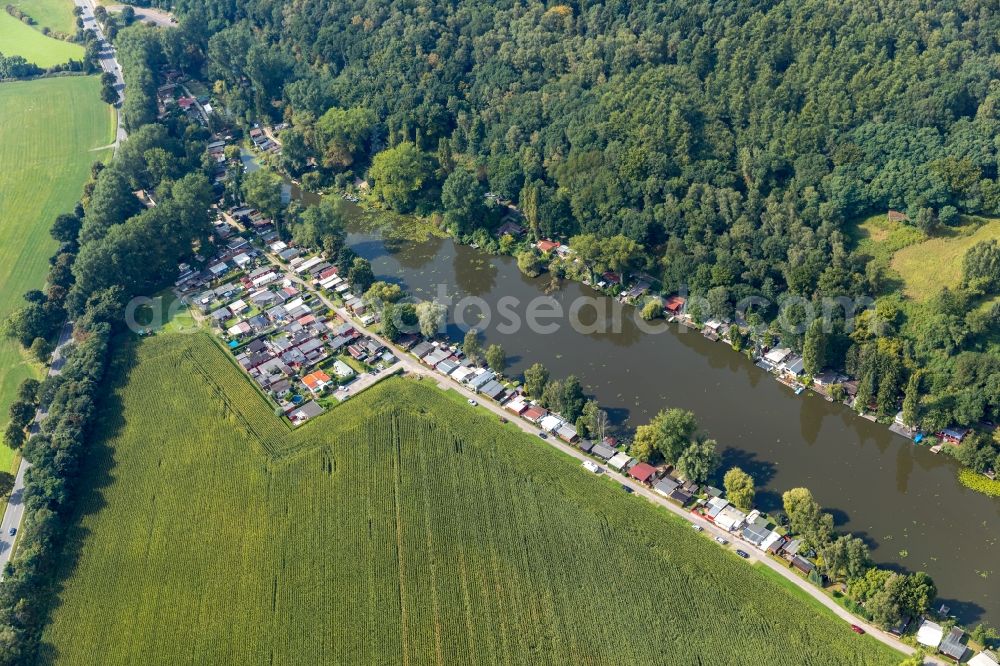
[0,323,74,578]
[74,0,128,150]
[263,239,939,663]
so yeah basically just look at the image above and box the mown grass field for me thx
[0,11,83,67]
[0,77,114,472]
[42,332,900,665]
[9,0,76,34]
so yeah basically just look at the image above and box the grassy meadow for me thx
[0,76,114,472]
[0,11,83,67]
[42,332,901,665]
[8,0,76,35]
[850,212,1000,302]
[891,216,1000,301]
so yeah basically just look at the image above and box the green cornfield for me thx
[42,333,900,665]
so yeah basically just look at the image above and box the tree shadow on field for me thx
[35,334,140,665]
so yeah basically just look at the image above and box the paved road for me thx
[74,0,128,150]
[259,248,937,664]
[0,323,74,577]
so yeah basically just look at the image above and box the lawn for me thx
[891,216,1000,301]
[41,332,901,665]
[0,76,115,472]
[8,0,77,35]
[0,11,84,67]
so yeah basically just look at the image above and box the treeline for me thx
[0,50,95,81]
[0,25,214,663]
[780,487,937,630]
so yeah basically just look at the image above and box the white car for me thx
[691,524,703,532]
[714,536,728,545]
[467,398,477,406]
[582,460,602,474]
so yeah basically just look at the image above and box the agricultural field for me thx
[0,76,115,472]
[8,0,77,35]
[42,332,900,665]
[0,11,83,67]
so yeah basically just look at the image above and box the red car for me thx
[850,625,865,635]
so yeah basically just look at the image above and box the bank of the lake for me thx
[336,212,1000,627]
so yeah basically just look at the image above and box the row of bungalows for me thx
[915,620,976,664]
[620,280,651,303]
[759,346,805,378]
[503,395,580,443]
[229,206,273,232]
[412,342,515,403]
[249,126,278,152]
[739,509,816,572]
[701,318,728,341]
[270,240,302,262]
[411,337,605,449]
[197,280,244,314]
[653,475,696,506]
[702,496,750,533]
[206,138,227,174]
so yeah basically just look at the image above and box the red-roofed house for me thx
[522,405,547,423]
[664,295,686,315]
[629,462,657,484]
[601,271,621,285]
[537,239,560,254]
[887,210,909,223]
[301,370,332,395]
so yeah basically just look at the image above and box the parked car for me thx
[467,398,477,406]
[622,484,633,493]
[850,625,865,635]
[691,524,703,532]
[714,536,728,545]
[8,527,16,537]
[736,549,750,558]
[537,432,547,439]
